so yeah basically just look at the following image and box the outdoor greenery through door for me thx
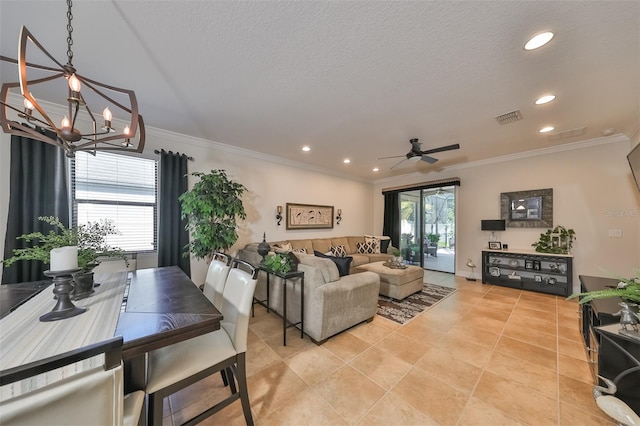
[399,186,456,273]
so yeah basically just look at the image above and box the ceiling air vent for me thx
[495,110,523,125]
[548,127,587,141]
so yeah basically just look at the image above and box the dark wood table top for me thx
[0,280,52,319]
[578,275,626,317]
[0,267,222,361]
[115,266,223,360]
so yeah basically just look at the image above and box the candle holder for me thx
[40,269,87,322]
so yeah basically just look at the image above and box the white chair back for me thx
[220,259,258,354]
[202,252,232,308]
[0,337,125,426]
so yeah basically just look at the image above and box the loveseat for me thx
[238,236,393,343]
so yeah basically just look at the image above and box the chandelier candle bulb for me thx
[68,74,81,92]
[50,246,78,272]
[61,116,70,128]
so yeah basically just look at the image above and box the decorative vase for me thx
[71,271,95,300]
[257,232,270,259]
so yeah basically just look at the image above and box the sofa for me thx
[238,236,393,343]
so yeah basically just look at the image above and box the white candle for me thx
[50,246,78,272]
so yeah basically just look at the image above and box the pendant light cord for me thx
[66,0,74,66]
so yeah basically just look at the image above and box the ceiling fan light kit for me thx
[0,0,145,157]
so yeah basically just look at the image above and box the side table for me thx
[257,267,304,346]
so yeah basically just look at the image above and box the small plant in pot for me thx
[262,253,293,275]
[3,216,127,298]
[426,233,440,247]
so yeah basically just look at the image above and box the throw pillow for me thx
[292,247,307,254]
[273,242,293,252]
[364,236,381,254]
[329,245,347,257]
[314,250,353,276]
[356,241,377,254]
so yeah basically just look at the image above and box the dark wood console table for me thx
[256,267,304,346]
[578,275,640,415]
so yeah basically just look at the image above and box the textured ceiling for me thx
[1,1,638,180]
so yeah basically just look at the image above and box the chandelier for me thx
[0,0,145,157]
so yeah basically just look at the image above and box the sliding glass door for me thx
[423,186,456,273]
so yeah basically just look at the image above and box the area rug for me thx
[377,283,457,324]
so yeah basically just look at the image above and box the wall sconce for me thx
[336,208,342,225]
[276,206,283,226]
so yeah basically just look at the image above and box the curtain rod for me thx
[154,149,194,161]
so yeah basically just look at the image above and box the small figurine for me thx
[613,301,639,332]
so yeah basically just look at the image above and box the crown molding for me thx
[373,133,631,186]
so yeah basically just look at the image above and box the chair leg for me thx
[148,392,164,426]
[227,367,237,394]
[236,353,254,426]
[220,369,229,386]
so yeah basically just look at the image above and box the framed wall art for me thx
[286,203,334,230]
[500,188,553,228]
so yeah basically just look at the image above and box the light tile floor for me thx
[162,271,616,425]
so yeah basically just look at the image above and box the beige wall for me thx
[373,135,640,292]
[2,128,639,289]
[143,128,374,283]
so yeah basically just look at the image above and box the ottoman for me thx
[355,261,424,300]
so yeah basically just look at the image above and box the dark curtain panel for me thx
[2,135,69,284]
[382,191,400,249]
[157,150,191,276]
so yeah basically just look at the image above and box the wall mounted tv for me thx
[629,142,640,192]
[481,219,506,231]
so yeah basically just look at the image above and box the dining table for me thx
[0,266,223,399]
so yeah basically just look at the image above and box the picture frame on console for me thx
[500,188,553,228]
[488,241,502,250]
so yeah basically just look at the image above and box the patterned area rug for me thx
[377,283,457,324]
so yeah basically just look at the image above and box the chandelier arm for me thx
[78,76,136,114]
[1,56,63,74]
[18,27,70,76]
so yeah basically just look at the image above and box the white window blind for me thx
[72,151,158,252]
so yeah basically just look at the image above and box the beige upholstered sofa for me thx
[238,236,392,343]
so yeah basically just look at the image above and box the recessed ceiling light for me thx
[302,146,310,152]
[535,95,556,105]
[343,159,351,164]
[539,126,555,133]
[524,32,554,50]
[372,167,379,172]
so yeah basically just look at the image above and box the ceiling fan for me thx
[378,138,460,169]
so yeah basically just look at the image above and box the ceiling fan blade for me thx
[377,154,406,160]
[390,158,408,169]
[420,143,461,155]
[420,155,439,164]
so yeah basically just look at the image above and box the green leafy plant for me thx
[532,225,576,254]
[2,216,126,271]
[426,233,440,245]
[568,270,640,304]
[387,245,401,256]
[179,170,247,260]
[263,253,292,275]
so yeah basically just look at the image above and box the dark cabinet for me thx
[481,250,572,297]
[578,275,640,415]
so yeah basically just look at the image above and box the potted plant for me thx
[262,253,292,275]
[532,225,576,254]
[179,170,247,261]
[2,216,127,297]
[569,272,640,305]
[426,233,440,246]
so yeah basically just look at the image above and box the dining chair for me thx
[146,259,258,426]
[0,336,144,426]
[202,251,232,308]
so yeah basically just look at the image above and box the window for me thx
[72,152,158,252]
